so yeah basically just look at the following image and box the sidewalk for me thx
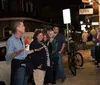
[57,62,99,85]
[29,49,100,85]
[57,49,99,85]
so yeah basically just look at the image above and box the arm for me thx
[5,40,16,61]
[29,41,43,54]
[59,43,65,54]
[59,36,66,54]
[29,41,45,68]
[28,47,43,54]
[5,40,27,61]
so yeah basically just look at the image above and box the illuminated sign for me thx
[92,22,99,25]
[62,9,71,24]
[79,8,93,15]
[82,0,92,3]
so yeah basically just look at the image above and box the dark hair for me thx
[10,20,23,33]
[53,26,59,30]
[33,30,43,41]
[43,33,50,41]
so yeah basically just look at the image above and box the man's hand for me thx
[10,48,24,59]
[15,48,24,55]
[59,43,65,54]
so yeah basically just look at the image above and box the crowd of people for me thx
[82,26,100,70]
[5,20,66,85]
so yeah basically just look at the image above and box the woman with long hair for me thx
[30,30,50,85]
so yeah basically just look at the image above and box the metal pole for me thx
[66,24,70,52]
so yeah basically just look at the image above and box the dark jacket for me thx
[30,40,47,70]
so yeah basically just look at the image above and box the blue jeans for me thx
[91,47,95,59]
[57,54,65,79]
[12,67,28,85]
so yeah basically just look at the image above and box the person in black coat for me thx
[30,30,50,85]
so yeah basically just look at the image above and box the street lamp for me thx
[80,21,83,24]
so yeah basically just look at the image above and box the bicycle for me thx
[67,42,84,76]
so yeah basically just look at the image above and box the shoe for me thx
[61,76,66,82]
[90,57,95,61]
[94,62,98,65]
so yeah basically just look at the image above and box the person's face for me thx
[53,27,59,34]
[17,22,25,34]
[47,30,50,35]
[37,33,43,41]
[44,35,47,41]
[49,31,55,38]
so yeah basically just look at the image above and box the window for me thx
[21,0,24,11]
[25,1,33,12]
[3,27,12,38]
[29,1,33,12]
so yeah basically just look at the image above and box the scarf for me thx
[39,41,50,67]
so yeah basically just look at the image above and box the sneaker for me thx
[90,57,95,61]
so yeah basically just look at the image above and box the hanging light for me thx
[87,25,90,28]
[80,21,83,24]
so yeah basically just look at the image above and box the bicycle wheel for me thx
[75,52,84,68]
[68,56,76,76]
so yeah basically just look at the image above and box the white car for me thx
[0,41,11,85]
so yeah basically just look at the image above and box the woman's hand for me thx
[35,47,44,52]
[28,47,44,54]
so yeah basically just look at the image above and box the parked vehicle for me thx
[0,40,11,85]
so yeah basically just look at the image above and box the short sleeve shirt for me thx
[54,33,66,51]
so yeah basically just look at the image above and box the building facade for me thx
[0,0,55,38]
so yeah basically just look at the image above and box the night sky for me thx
[33,0,82,26]
[34,0,82,9]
